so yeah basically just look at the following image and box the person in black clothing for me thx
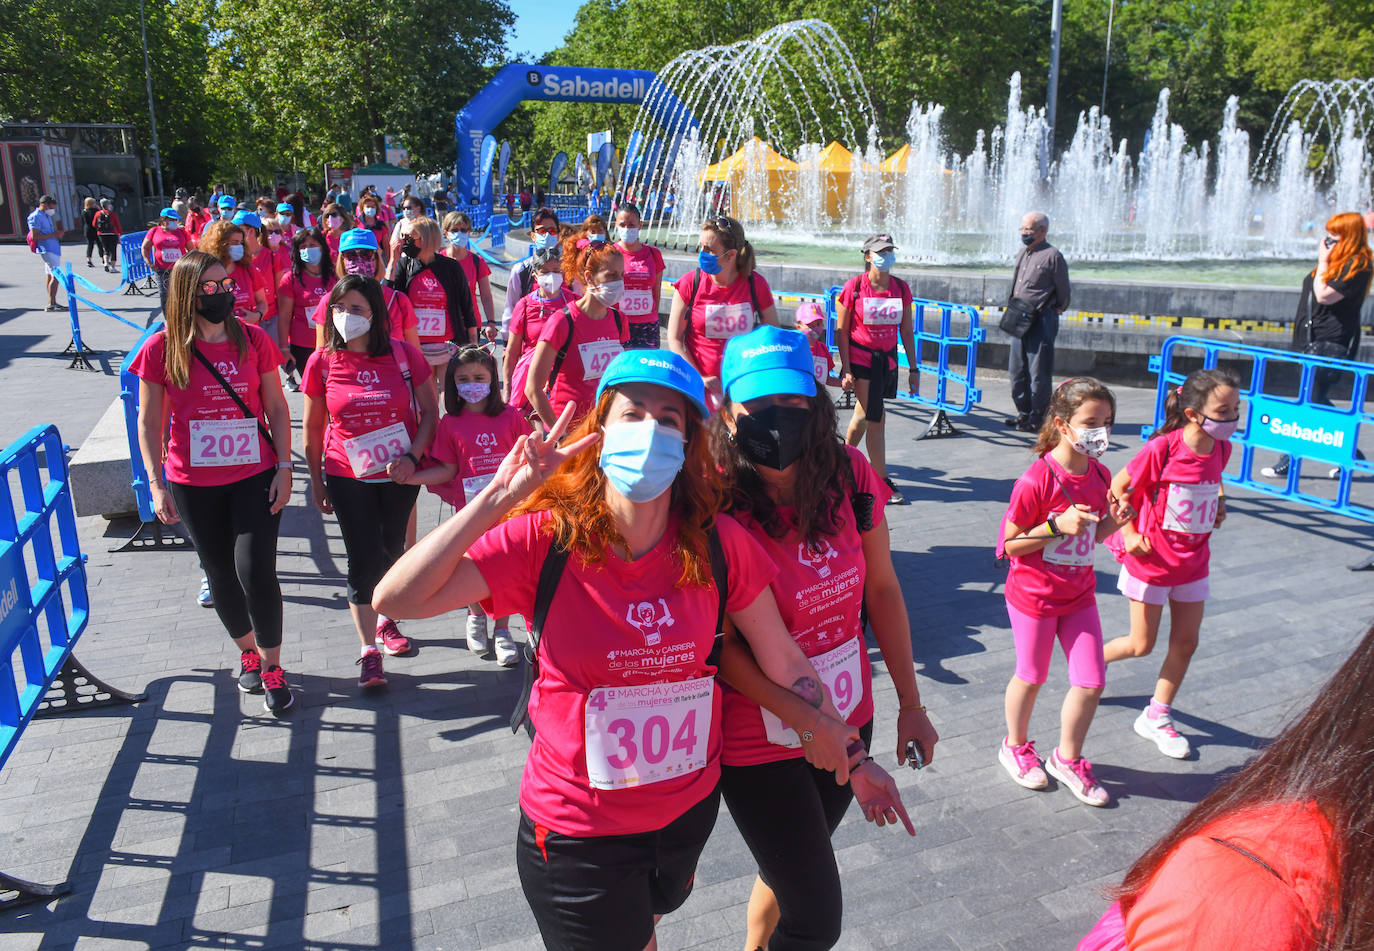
[382,214,477,374]
[1262,211,1371,479]
[82,197,100,267]
[1004,211,1071,432]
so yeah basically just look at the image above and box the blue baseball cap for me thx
[596,350,709,419]
[721,325,817,404]
[217,195,236,208]
[339,228,378,253]
[276,202,293,213]
[231,210,262,229]
[159,206,180,220]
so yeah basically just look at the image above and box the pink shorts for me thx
[1005,600,1106,689]
[1116,565,1209,606]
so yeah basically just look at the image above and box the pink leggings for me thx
[1006,600,1106,689]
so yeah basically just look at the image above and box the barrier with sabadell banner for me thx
[1144,336,1373,561]
[823,286,986,439]
[0,424,145,908]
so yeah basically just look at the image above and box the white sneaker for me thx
[493,628,519,667]
[465,613,489,653]
[1327,466,1341,480]
[1134,708,1191,759]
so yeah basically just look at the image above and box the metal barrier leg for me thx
[63,338,99,372]
[918,409,960,439]
[33,655,147,717]
[109,518,192,553]
[0,869,71,910]
[1351,551,1374,572]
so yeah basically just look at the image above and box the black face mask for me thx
[1020,233,1036,246]
[198,291,234,324]
[735,405,810,471]
[400,239,420,258]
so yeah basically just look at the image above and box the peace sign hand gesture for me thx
[490,402,600,505]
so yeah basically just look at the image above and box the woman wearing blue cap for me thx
[143,207,190,315]
[313,229,420,351]
[714,324,938,951]
[374,350,858,951]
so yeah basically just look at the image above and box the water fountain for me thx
[616,21,1373,273]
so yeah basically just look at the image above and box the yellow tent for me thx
[697,138,799,223]
[881,144,911,174]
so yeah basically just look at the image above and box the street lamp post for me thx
[139,0,164,198]
[1047,0,1063,155]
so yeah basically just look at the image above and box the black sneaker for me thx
[883,477,907,505]
[261,665,294,714]
[1016,418,1041,433]
[1004,414,1027,428]
[238,649,263,693]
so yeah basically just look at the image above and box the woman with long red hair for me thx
[373,351,886,951]
[1262,211,1371,479]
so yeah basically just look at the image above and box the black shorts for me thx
[516,786,721,951]
[626,321,660,350]
[849,359,897,421]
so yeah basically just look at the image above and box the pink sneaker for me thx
[374,618,412,656]
[1047,749,1110,807]
[357,648,387,689]
[998,737,1049,790]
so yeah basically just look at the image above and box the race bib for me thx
[760,638,864,748]
[189,418,260,467]
[620,289,654,318]
[1163,482,1220,534]
[462,472,494,499]
[702,302,752,340]
[1042,511,1097,567]
[584,675,714,789]
[578,338,623,380]
[863,297,902,326]
[813,354,829,382]
[342,421,411,478]
[160,247,182,265]
[414,306,446,337]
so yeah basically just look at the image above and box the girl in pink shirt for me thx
[504,245,575,412]
[999,378,1124,807]
[613,202,665,350]
[404,345,531,666]
[1106,369,1240,760]
[373,351,863,951]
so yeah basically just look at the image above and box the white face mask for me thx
[448,231,468,249]
[277,214,292,227]
[1067,423,1111,459]
[620,226,641,244]
[536,271,564,296]
[403,207,418,220]
[590,279,624,307]
[228,244,245,262]
[332,308,371,343]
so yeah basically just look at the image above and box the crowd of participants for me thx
[110,183,1373,951]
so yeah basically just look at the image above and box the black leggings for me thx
[85,232,98,259]
[324,475,419,604]
[99,234,118,263]
[720,720,874,951]
[169,468,284,648]
[289,344,314,373]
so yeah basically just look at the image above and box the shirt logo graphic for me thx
[475,432,498,452]
[356,369,382,390]
[798,539,839,578]
[626,599,675,647]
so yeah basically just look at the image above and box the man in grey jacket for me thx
[1005,211,1071,432]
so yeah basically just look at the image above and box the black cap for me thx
[862,233,896,253]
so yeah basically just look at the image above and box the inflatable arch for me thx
[454,64,695,203]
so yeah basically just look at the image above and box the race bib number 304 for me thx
[761,638,864,748]
[585,676,714,789]
[190,418,260,467]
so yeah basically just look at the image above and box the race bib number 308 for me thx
[585,676,714,789]
[702,302,752,339]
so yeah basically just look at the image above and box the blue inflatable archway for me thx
[454,64,695,204]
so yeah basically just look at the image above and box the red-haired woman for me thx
[1261,211,1371,479]
[523,237,630,426]
[1079,624,1374,951]
[374,352,862,951]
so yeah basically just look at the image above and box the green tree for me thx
[1232,0,1374,94]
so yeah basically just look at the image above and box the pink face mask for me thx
[267,233,282,248]
[344,256,376,277]
[1199,415,1239,441]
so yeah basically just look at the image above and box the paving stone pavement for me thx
[1,243,1371,950]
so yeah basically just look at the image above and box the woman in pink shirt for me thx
[441,211,497,339]
[504,243,575,411]
[308,229,420,350]
[276,227,335,382]
[1106,369,1240,760]
[998,378,1124,807]
[667,215,779,408]
[200,220,267,326]
[614,202,665,350]
[524,237,629,426]
[131,251,294,714]
[320,202,349,257]
[303,275,438,690]
[374,351,859,951]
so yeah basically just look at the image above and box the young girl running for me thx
[1105,369,1240,759]
[999,378,1122,807]
[404,345,531,666]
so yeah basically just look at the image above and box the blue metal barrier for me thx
[112,322,188,553]
[58,264,145,371]
[0,424,145,906]
[119,231,155,296]
[824,286,985,437]
[488,213,511,250]
[1146,335,1373,525]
